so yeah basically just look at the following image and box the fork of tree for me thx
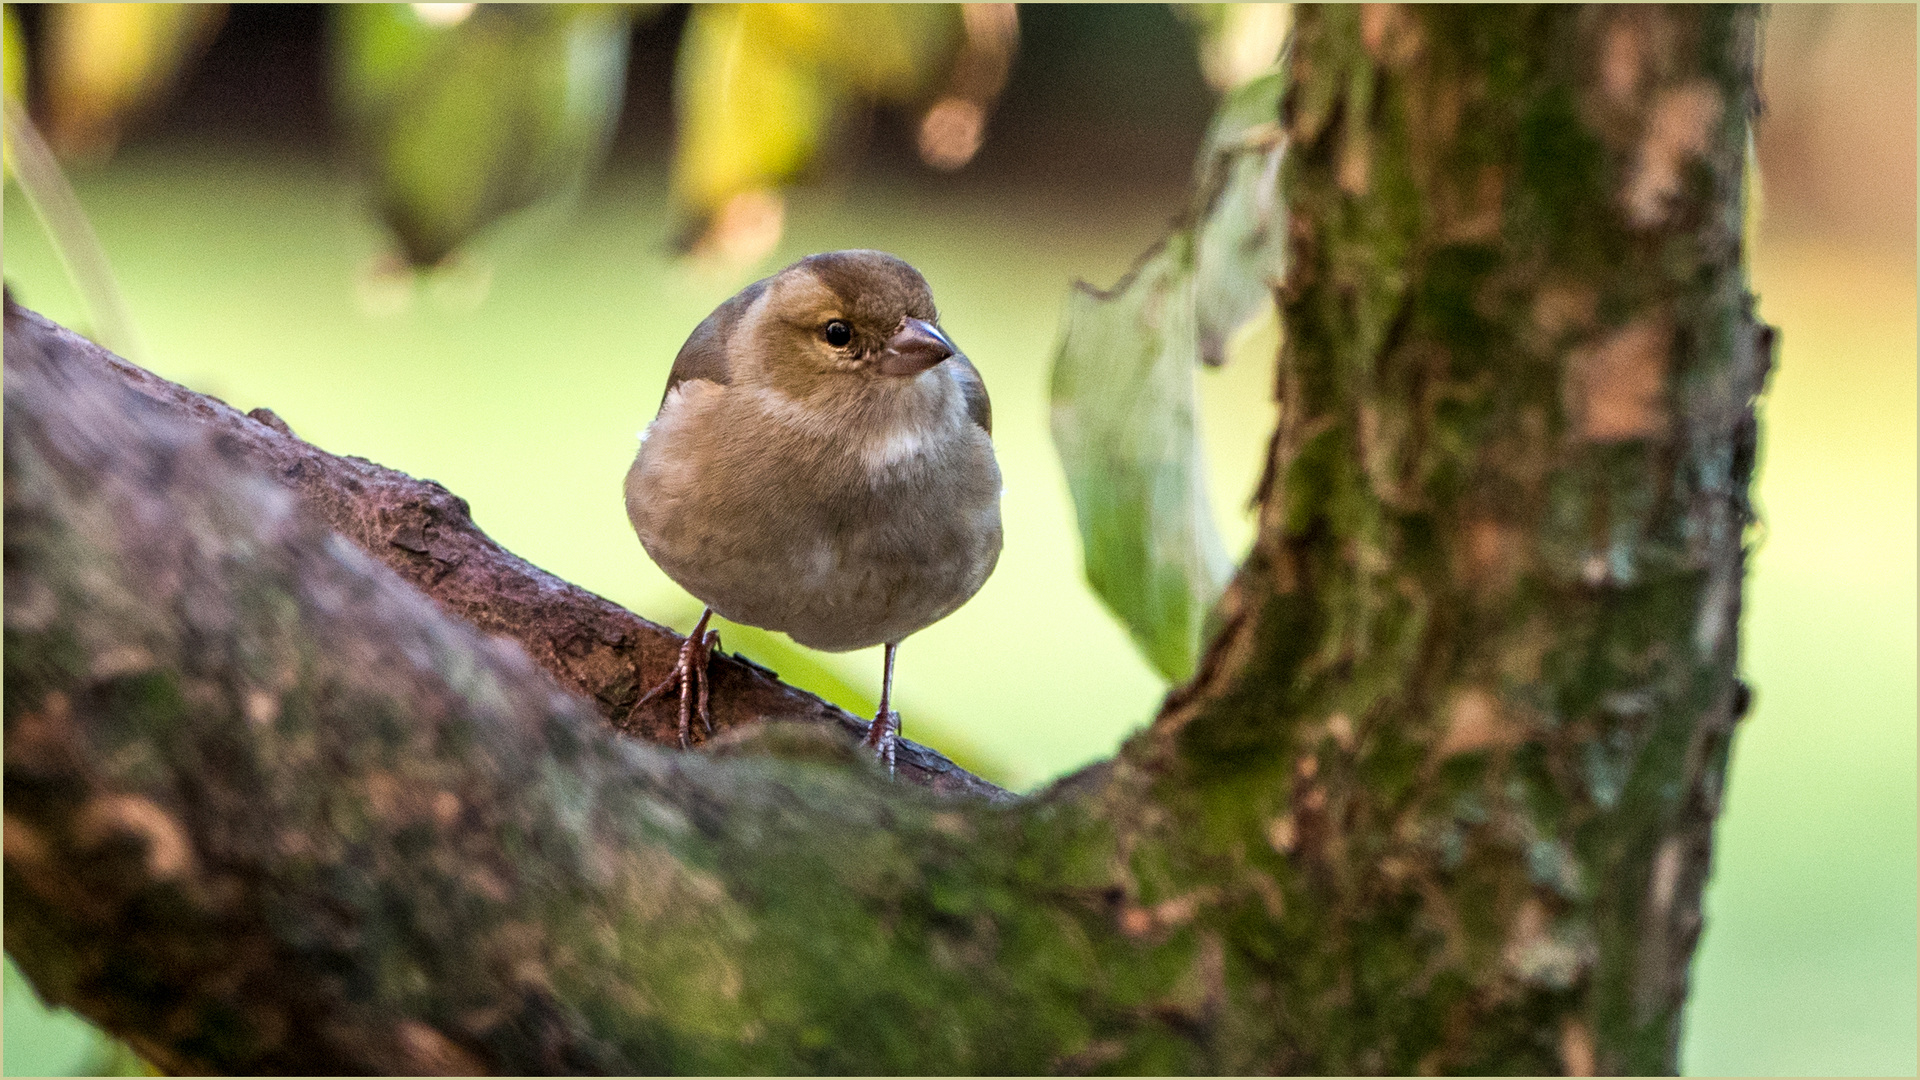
[3,6,1769,1074]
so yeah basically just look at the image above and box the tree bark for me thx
[0,301,1005,802]
[1145,6,1768,1071]
[4,5,1768,1074]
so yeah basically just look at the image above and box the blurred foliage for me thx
[1049,70,1285,682]
[1178,3,1289,91]
[915,4,1018,171]
[11,2,1028,269]
[331,3,637,268]
[1,2,149,357]
[41,3,223,162]
[5,0,1280,681]
[2,96,145,362]
[4,4,25,177]
[2,6,21,104]
[670,3,968,261]
[1192,70,1287,364]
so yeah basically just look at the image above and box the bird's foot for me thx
[862,710,900,777]
[635,624,722,749]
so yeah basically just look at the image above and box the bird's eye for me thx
[823,320,852,348]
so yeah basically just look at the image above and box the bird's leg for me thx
[862,641,901,776]
[634,607,719,749]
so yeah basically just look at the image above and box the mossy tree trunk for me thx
[1154,5,1768,1072]
[3,5,1768,1074]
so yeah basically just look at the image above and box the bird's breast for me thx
[627,379,1002,652]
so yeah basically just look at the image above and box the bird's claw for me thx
[635,625,721,749]
[862,710,900,777]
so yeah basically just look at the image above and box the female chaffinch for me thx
[626,250,1002,770]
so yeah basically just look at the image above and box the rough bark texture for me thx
[4,6,1767,1075]
[1145,6,1768,1072]
[0,303,1004,803]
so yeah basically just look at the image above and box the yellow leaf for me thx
[4,4,26,178]
[806,4,958,98]
[671,3,963,249]
[4,5,25,106]
[43,3,224,161]
[672,4,829,219]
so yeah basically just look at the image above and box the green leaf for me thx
[1047,67,1287,684]
[1049,233,1234,683]
[332,4,632,268]
[1191,70,1287,365]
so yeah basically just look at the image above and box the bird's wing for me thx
[661,277,769,405]
[952,353,992,436]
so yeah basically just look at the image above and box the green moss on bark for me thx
[5,6,1766,1074]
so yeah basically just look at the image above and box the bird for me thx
[625,250,1002,771]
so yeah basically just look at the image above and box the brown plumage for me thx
[625,250,1002,766]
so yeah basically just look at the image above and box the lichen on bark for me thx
[5,5,1769,1074]
[1148,5,1770,1073]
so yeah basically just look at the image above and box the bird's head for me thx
[749,250,961,393]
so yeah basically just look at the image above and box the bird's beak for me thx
[878,318,957,377]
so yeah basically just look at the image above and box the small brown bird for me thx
[625,250,1002,769]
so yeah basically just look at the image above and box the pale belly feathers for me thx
[626,379,1002,652]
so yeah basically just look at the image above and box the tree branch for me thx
[3,297,1041,1073]
[1141,7,1770,1072]
[4,7,1770,1074]
[0,302,1006,803]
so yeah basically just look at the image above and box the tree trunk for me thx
[3,5,1768,1074]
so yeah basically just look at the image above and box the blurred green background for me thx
[3,4,1913,1075]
